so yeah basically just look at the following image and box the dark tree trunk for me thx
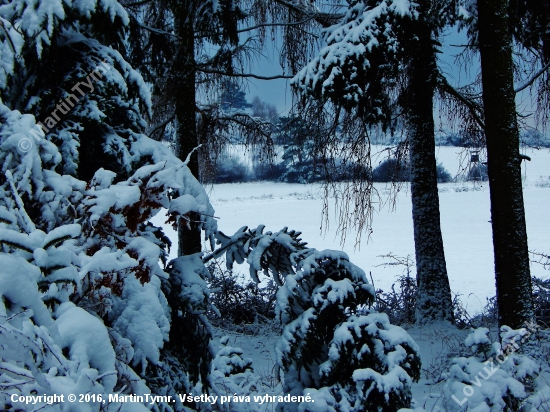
[477,0,534,329]
[173,1,202,256]
[407,26,454,325]
[162,1,208,394]
[77,123,124,182]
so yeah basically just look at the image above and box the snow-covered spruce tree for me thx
[479,0,535,330]
[0,254,132,412]
[0,106,143,410]
[156,252,214,402]
[0,0,150,182]
[219,80,253,112]
[208,335,261,412]
[276,115,322,184]
[276,252,422,412]
[0,102,219,410]
[1,5,220,403]
[291,0,476,324]
[439,326,550,411]
[451,0,538,330]
[208,226,421,411]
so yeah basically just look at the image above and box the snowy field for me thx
[154,145,550,317]
[154,145,550,410]
[201,145,550,411]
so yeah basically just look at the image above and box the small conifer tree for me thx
[208,226,422,411]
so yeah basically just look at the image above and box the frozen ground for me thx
[153,145,550,317]
[209,321,548,411]
[151,145,550,410]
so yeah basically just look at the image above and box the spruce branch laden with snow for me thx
[211,225,422,411]
[0,102,218,410]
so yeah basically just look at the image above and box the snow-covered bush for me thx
[276,251,421,412]
[215,154,252,183]
[520,129,550,148]
[208,226,422,411]
[373,158,411,182]
[441,326,545,411]
[372,158,452,183]
[436,163,453,183]
[374,272,417,326]
[254,160,287,182]
[209,336,260,412]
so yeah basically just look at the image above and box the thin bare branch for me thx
[515,60,550,93]
[273,0,343,28]
[237,15,317,34]
[436,74,485,129]
[218,112,271,138]
[127,12,179,39]
[122,0,152,7]
[197,68,293,80]
[146,114,175,139]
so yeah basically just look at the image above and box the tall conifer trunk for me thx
[165,0,209,388]
[285,0,455,324]
[477,0,534,329]
[407,28,454,324]
[173,1,202,256]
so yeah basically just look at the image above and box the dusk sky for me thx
[246,26,476,114]
[246,26,539,129]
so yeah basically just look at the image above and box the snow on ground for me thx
[150,145,550,410]
[208,316,548,411]
[211,326,283,392]
[153,145,550,317]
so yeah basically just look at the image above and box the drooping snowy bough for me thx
[0,0,226,405]
[0,103,217,411]
[209,226,421,411]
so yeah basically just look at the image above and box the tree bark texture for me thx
[173,1,202,256]
[477,0,534,329]
[407,24,454,325]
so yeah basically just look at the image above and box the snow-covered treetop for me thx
[291,0,417,125]
[0,0,128,58]
[292,0,469,129]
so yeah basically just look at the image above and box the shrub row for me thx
[214,154,454,184]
